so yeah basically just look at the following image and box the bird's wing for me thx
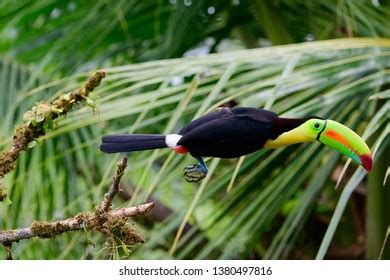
[231,107,278,122]
[177,111,278,158]
[178,114,274,145]
[178,107,233,135]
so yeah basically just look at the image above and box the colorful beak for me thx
[317,120,372,172]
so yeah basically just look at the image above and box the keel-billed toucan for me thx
[100,107,372,181]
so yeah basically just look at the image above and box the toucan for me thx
[100,107,372,182]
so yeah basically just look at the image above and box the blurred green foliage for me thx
[0,0,389,259]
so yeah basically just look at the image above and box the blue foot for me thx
[184,157,208,182]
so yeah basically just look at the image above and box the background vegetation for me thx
[0,0,389,259]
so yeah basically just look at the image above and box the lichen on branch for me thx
[0,70,106,201]
[0,201,155,244]
[0,156,155,257]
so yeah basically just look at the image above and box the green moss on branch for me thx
[0,70,106,202]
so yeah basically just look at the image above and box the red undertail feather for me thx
[174,145,188,154]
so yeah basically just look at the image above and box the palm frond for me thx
[2,38,388,259]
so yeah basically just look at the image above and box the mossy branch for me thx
[101,157,128,211]
[0,157,155,254]
[0,202,155,244]
[0,70,106,201]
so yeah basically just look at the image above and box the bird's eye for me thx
[314,123,320,129]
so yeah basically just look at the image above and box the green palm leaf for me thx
[2,38,388,259]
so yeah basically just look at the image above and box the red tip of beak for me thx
[360,154,373,173]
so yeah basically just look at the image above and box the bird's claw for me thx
[183,164,207,182]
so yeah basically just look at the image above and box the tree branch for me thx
[0,157,155,254]
[101,157,128,211]
[0,70,106,201]
[0,202,155,244]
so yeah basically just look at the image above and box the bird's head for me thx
[308,119,372,172]
[265,118,372,172]
[297,118,372,172]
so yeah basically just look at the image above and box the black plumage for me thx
[178,107,306,158]
[100,107,308,157]
[100,134,166,153]
[177,108,274,158]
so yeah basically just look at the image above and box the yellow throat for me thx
[264,124,314,148]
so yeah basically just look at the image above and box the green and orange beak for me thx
[317,120,372,172]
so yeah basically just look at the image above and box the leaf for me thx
[27,141,37,149]
[1,37,390,259]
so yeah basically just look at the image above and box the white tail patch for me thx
[165,134,182,148]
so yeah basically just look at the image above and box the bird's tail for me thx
[100,134,168,153]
